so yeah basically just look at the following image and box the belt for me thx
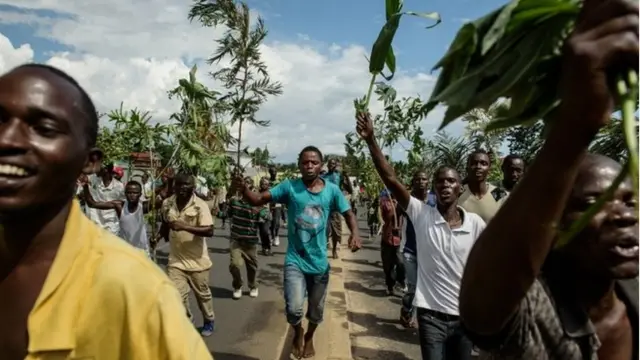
[423,308,459,322]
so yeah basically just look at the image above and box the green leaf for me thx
[369,10,440,78]
[481,0,521,55]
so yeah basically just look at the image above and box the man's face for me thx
[412,172,429,192]
[175,177,195,199]
[328,159,337,171]
[142,174,149,183]
[433,168,461,206]
[560,159,638,279]
[298,151,322,181]
[125,184,142,204]
[502,158,525,186]
[259,178,270,191]
[467,153,491,183]
[0,68,99,212]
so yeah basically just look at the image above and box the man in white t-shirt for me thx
[357,112,485,360]
[86,163,125,235]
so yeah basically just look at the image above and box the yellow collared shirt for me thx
[27,201,212,360]
[162,194,214,272]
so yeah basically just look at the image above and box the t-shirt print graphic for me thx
[293,203,325,257]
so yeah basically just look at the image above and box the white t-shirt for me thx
[86,175,125,235]
[405,196,486,315]
[119,201,150,257]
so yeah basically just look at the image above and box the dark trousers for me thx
[270,207,282,238]
[380,242,404,290]
[258,221,271,251]
[417,308,473,360]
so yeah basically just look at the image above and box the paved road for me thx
[342,214,422,360]
[155,219,290,360]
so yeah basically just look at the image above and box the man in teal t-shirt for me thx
[233,146,361,359]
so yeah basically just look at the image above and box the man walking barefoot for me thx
[233,146,361,359]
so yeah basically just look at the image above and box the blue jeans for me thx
[283,263,330,325]
[417,308,473,360]
[401,252,417,317]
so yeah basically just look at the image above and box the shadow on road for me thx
[258,268,283,289]
[210,286,234,299]
[348,311,418,346]
[351,346,414,360]
[210,352,260,360]
[208,246,230,255]
[343,258,383,269]
[345,281,388,298]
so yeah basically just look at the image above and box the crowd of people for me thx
[0,1,637,359]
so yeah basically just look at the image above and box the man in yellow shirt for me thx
[162,173,216,337]
[0,64,212,359]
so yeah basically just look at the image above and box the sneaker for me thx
[273,236,280,246]
[249,288,259,298]
[200,320,214,337]
[233,288,242,299]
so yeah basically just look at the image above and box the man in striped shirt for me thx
[228,177,269,299]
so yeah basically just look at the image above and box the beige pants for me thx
[167,266,215,321]
[229,240,258,290]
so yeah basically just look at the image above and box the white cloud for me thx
[0,0,459,162]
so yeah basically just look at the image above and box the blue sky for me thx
[247,0,504,71]
[0,0,508,162]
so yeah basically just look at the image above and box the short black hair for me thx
[433,166,461,182]
[12,63,99,147]
[175,172,194,184]
[125,180,142,191]
[501,154,524,167]
[298,146,323,162]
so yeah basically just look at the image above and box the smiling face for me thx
[0,67,100,213]
[433,167,462,206]
[467,152,491,183]
[558,155,639,280]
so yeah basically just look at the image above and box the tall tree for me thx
[189,0,283,171]
[504,121,545,165]
[590,117,639,162]
[167,65,231,186]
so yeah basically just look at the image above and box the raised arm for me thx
[459,0,639,336]
[355,112,411,210]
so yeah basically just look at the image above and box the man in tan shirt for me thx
[459,150,499,223]
[161,173,216,337]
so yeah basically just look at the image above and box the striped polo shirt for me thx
[228,196,268,244]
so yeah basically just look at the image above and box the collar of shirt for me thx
[431,205,474,233]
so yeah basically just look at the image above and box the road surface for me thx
[155,218,290,360]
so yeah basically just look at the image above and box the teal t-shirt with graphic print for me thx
[269,178,350,274]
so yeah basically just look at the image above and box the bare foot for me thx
[332,249,338,259]
[302,335,315,358]
[291,329,304,359]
